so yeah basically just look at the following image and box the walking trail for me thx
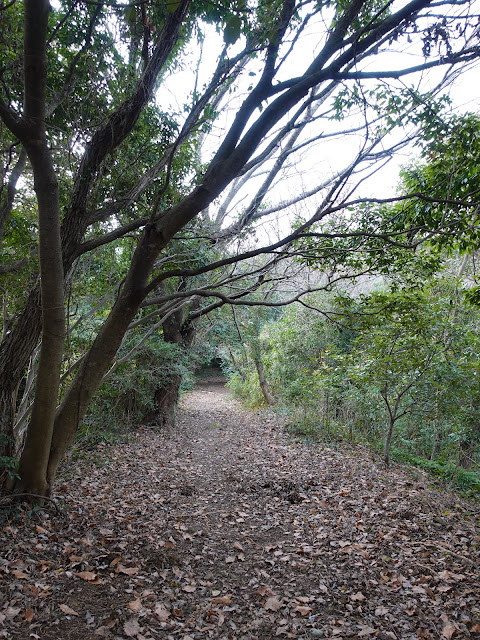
[1,384,479,640]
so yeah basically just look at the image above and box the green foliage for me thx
[394,452,480,498]
[0,435,19,483]
[258,281,480,489]
[81,332,184,432]
[227,370,266,408]
[398,113,480,253]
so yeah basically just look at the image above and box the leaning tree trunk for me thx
[45,229,161,491]
[5,0,67,496]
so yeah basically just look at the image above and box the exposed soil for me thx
[1,384,479,639]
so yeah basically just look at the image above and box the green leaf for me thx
[166,0,182,14]
[124,6,137,24]
[224,15,242,45]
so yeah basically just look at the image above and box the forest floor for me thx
[1,383,480,640]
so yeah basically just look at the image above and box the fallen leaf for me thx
[25,608,34,622]
[127,599,142,613]
[76,571,98,582]
[182,585,196,593]
[211,595,233,605]
[59,604,79,616]
[358,625,377,637]
[292,605,312,616]
[123,617,140,637]
[117,565,139,576]
[109,556,122,567]
[35,524,49,534]
[375,606,389,616]
[350,592,366,601]
[264,596,283,611]
[441,614,458,639]
[153,603,170,622]
[225,555,235,563]
[11,570,29,580]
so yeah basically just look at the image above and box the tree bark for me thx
[15,0,66,496]
[45,229,161,489]
[253,353,274,406]
[145,374,182,429]
[144,298,199,429]
[384,416,395,467]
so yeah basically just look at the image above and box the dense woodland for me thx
[1,0,480,500]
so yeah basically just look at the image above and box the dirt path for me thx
[1,385,479,639]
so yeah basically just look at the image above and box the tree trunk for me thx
[13,1,66,496]
[0,289,42,458]
[144,373,182,429]
[253,353,274,406]
[144,299,199,429]
[384,416,395,467]
[458,440,474,469]
[45,229,161,490]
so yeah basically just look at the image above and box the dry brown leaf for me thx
[441,615,458,639]
[59,604,79,616]
[117,564,139,576]
[127,599,142,613]
[375,606,389,616]
[25,608,34,622]
[233,541,244,551]
[225,555,235,563]
[153,603,170,621]
[4,607,21,620]
[109,556,122,567]
[264,596,283,611]
[357,625,377,637]
[123,617,140,637]
[292,605,312,616]
[211,595,233,605]
[275,626,290,636]
[182,584,196,593]
[350,591,366,601]
[35,525,49,535]
[11,570,29,580]
[76,571,98,582]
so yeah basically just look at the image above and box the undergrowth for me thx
[272,407,480,499]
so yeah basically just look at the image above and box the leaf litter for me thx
[1,384,479,639]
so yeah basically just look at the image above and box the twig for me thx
[0,493,60,513]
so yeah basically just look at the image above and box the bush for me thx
[227,370,266,409]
